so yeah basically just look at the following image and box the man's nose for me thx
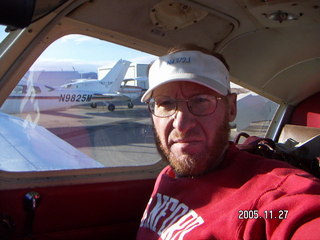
[172,102,196,133]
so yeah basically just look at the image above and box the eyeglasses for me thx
[147,94,222,118]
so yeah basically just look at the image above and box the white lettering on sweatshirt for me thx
[140,193,204,239]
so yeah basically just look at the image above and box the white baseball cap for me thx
[141,50,230,102]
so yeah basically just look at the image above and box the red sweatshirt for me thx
[137,143,320,240]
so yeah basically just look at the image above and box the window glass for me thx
[0,33,279,172]
[230,83,279,141]
[1,34,159,172]
[0,25,9,43]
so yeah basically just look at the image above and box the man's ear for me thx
[227,93,237,122]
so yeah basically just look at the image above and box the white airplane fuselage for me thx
[1,59,134,113]
[119,85,145,101]
[61,79,113,91]
[0,84,131,113]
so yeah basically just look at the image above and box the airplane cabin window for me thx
[230,84,279,141]
[0,25,9,43]
[0,34,279,172]
[12,85,24,94]
[0,34,160,172]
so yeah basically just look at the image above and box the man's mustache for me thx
[168,129,203,145]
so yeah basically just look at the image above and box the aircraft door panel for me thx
[0,179,155,240]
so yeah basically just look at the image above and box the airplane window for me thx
[0,34,279,172]
[230,83,279,141]
[12,85,24,94]
[0,25,9,43]
[1,34,160,172]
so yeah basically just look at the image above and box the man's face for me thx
[151,82,237,177]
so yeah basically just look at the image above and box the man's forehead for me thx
[153,81,219,96]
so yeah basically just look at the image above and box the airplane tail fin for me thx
[100,59,131,93]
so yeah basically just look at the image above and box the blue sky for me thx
[0,25,242,88]
[0,25,156,73]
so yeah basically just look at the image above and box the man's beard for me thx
[153,114,231,178]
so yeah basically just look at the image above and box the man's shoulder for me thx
[227,142,319,184]
[231,142,296,168]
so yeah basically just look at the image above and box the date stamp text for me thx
[238,210,289,219]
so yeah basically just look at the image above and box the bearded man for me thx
[136,45,320,240]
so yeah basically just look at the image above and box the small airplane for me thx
[0,59,134,113]
[89,76,147,110]
[117,76,148,108]
[58,59,147,111]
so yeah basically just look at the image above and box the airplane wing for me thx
[0,112,103,171]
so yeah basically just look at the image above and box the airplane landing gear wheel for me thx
[108,104,115,111]
[128,102,134,109]
[91,103,97,108]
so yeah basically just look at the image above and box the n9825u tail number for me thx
[59,94,92,102]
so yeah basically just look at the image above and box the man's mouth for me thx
[172,138,202,144]
[168,131,204,150]
[170,138,204,152]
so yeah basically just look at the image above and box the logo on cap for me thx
[167,57,191,65]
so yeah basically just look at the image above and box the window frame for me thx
[0,18,166,188]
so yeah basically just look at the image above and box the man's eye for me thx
[157,100,174,107]
[192,97,210,104]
